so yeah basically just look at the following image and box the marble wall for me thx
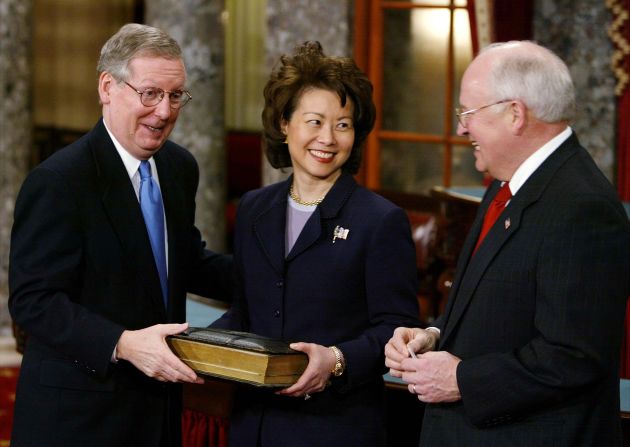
[0,0,31,334]
[534,0,616,180]
[262,0,353,185]
[146,0,228,251]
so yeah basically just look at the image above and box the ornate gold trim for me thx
[607,0,630,96]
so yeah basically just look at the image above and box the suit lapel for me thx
[440,136,579,346]
[285,209,322,261]
[252,173,357,272]
[155,147,185,312]
[438,183,496,340]
[441,186,522,344]
[90,120,167,318]
[286,172,356,261]
[253,180,290,276]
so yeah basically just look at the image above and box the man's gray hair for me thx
[482,41,576,123]
[97,23,183,81]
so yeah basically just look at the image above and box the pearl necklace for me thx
[289,185,324,206]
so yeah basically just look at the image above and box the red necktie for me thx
[473,182,512,255]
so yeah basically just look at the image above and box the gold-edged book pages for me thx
[166,328,308,387]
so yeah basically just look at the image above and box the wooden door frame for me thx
[354,0,470,189]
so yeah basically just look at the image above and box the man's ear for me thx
[510,100,528,135]
[98,72,115,105]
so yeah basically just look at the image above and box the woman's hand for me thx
[275,342,335,399]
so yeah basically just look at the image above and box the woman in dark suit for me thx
[211,41,421,446]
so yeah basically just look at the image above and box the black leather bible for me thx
[167,328,308,387]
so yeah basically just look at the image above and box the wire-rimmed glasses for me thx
[124,81,192,109]
[455,99,512,128]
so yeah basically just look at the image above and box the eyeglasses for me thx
[455,99,512,128]
[124,81,192,109]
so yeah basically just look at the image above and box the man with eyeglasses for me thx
[386,41,630,446]
[9,23,232,447]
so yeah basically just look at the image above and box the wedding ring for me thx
[304,393,311,400]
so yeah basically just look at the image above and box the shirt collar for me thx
[103,120,156,181]
[508,126,572,195]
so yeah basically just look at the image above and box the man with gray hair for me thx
[9,23,231,446]
[386,41,630,446]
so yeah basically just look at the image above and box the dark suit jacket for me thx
[212,172,420,446]
[421,133,630,447]
[9,119,231,447]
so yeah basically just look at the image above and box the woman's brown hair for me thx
[261,41,376,174]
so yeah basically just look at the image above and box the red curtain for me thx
[619,92,630,378]
[623,300,630,378]
[182,410,229,447]
[609,0,630,202]
[618,91,630,202]
[608,0,630,380]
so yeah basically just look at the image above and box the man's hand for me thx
[385,327,439,377]
[407,328,439,355]
[116,323,203,384]
[400,351,461,403]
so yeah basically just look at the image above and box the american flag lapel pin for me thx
[504,218,511,230]
[333,225,350,243]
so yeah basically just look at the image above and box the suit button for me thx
[276,280,283,287]
[274,310,280,318]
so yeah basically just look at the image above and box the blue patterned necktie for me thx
[139,161,168,306]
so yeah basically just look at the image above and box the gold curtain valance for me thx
[607,0,630,96]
